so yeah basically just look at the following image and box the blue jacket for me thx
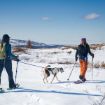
[5,43,17,60]
[75,43,94,61]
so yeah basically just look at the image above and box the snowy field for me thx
[0,47,105,105]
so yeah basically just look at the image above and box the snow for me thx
[94,49,105,64]
[0,47,105,105]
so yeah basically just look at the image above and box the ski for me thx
[7,83,20,90]
[0,84,22,94]
[74,80,85,84]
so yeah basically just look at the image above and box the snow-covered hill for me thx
[0,38,63,48]
[10,39,63,48]
[0,46,105,105]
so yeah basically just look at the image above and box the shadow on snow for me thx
[53,80,105,84]
[3,87,102,97]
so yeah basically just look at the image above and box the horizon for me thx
[0,0,105,44]
[9,38,105,45]
[1,38,105,46]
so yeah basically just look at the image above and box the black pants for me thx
[0,59,16,88]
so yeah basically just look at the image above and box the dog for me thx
[43,65,64,83]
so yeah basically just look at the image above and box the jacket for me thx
[4,43,17,60]
[75,43,94,61]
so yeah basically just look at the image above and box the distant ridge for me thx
[10,39,63,49]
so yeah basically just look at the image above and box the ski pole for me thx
[92,58,94,80]
[15,61,19,83]
[67,62,76,81]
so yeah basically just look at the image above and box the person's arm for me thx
[5,44,18,60]
[75,46,79,61]
[87,44,94,58]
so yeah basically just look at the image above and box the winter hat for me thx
[2,34,10,43]
[81,38,86,43]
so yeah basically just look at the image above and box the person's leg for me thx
[0,60,4,85]
[82,61,88,80]
[79,60,84,80]
[5,59,16,88]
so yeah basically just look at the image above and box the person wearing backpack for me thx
[75,38,94,82]
[0,34,19,89]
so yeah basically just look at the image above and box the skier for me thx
[0,34,19,89]
[75,38,94,82]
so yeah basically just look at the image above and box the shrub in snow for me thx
[67,51,72,54]
[13,47,26,53]
[94,62,100,68]
[101,62,105,69]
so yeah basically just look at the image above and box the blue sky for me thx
[0,0,105,44]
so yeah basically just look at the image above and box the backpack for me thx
[0,43,5,59]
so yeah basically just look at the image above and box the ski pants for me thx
[0,59,15,88]
[79,60,88,78]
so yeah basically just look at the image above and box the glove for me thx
[75,57,78,62]
[16,58,20,62]
[13,56,20,62]
[16,55,20,62]
[91,53,94,58]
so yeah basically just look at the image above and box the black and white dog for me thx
[43,65,64,83]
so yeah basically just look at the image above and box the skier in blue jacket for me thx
[0,34,19,89]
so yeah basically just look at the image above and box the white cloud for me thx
[84,13,100,20]
[42,16,49,21]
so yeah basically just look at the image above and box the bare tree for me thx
[27,40,32,48]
